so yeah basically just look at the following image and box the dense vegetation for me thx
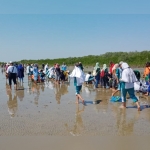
[1,51,150,67]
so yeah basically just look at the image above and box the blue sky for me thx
[0,1,150,62]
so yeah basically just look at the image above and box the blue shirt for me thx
[61,65,67,71]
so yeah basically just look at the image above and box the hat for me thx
[9,61,13,64]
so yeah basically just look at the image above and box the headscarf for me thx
[18,64,23,70]
[112,64,119,71]
[121,63,137,83]
[119,61,124,65]
[102,64,107,70]
[94,62,100,70]
[69,66,85,86]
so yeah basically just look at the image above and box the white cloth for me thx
[44,65,49,73]
[26,66,30,74]
[70,66,85,86]
[134,82,141,91]
[85,74,90,82]
[47,67,55,78]
[120,63,137,83]
[7,66,18,74]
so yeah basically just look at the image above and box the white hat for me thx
[9,61,13,64]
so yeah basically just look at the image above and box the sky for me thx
[0,0,150,62]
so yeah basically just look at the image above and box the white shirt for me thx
[85,74,90,82]
[7,66,18,74]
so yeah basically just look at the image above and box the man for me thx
[7,61,18,90]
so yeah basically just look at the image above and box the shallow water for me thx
[0,69,150,136]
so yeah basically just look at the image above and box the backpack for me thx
[100,69,107,77]
[100,70,105,77]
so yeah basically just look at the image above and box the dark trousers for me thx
[9,73,17,85]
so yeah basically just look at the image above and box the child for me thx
[85,72,94,84]
[69,63,85,104]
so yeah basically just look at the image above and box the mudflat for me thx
[0,68,150,149]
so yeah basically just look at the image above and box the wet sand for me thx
[0,68,150,136]
[0,68,150,149]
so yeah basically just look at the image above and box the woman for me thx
[17,64,24,83]
[112,63,122,96]
[93,62,100,88]
[143,62,150,82]
[109,62,115,77]
[55,64,61,84]
[69,63,85,104]
[100,64,109,88]
[111,64,119,93]
[120,63,140,111]
[33,64,38,84]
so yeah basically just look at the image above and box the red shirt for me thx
[109,63,114,74]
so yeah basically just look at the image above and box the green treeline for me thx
[1,51,150,67]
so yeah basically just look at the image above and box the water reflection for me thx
[112,104,140,135]
[65,104,85,136]
[54,83,69,104]
[17,82,25,101]
[6,89,18,118]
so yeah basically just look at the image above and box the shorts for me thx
[55,75,60,81]
[75,85,82,95]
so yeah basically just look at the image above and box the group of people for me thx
[70,61,150,111]
[3,61,70,90]
[4,61,25,90]
[2,60,150,111]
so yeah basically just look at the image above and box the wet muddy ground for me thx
[0,69,150,136]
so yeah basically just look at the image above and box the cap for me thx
[9,61,13,64]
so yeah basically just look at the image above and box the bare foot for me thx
[137,107,141,111]
[119,105,126,109]
[82,100,85,105]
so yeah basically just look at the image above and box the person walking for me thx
[17,64,24,83]
[120,62,141,111]
[6,61,18,90]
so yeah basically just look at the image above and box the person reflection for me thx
[40,82,45,92]
[31,84,40,105]
[59,84,68,96]
[54,84,61,104]
[65,104,85,136]
[112,105,140,135]
[16,82,24,101]
[7,90,18,118]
